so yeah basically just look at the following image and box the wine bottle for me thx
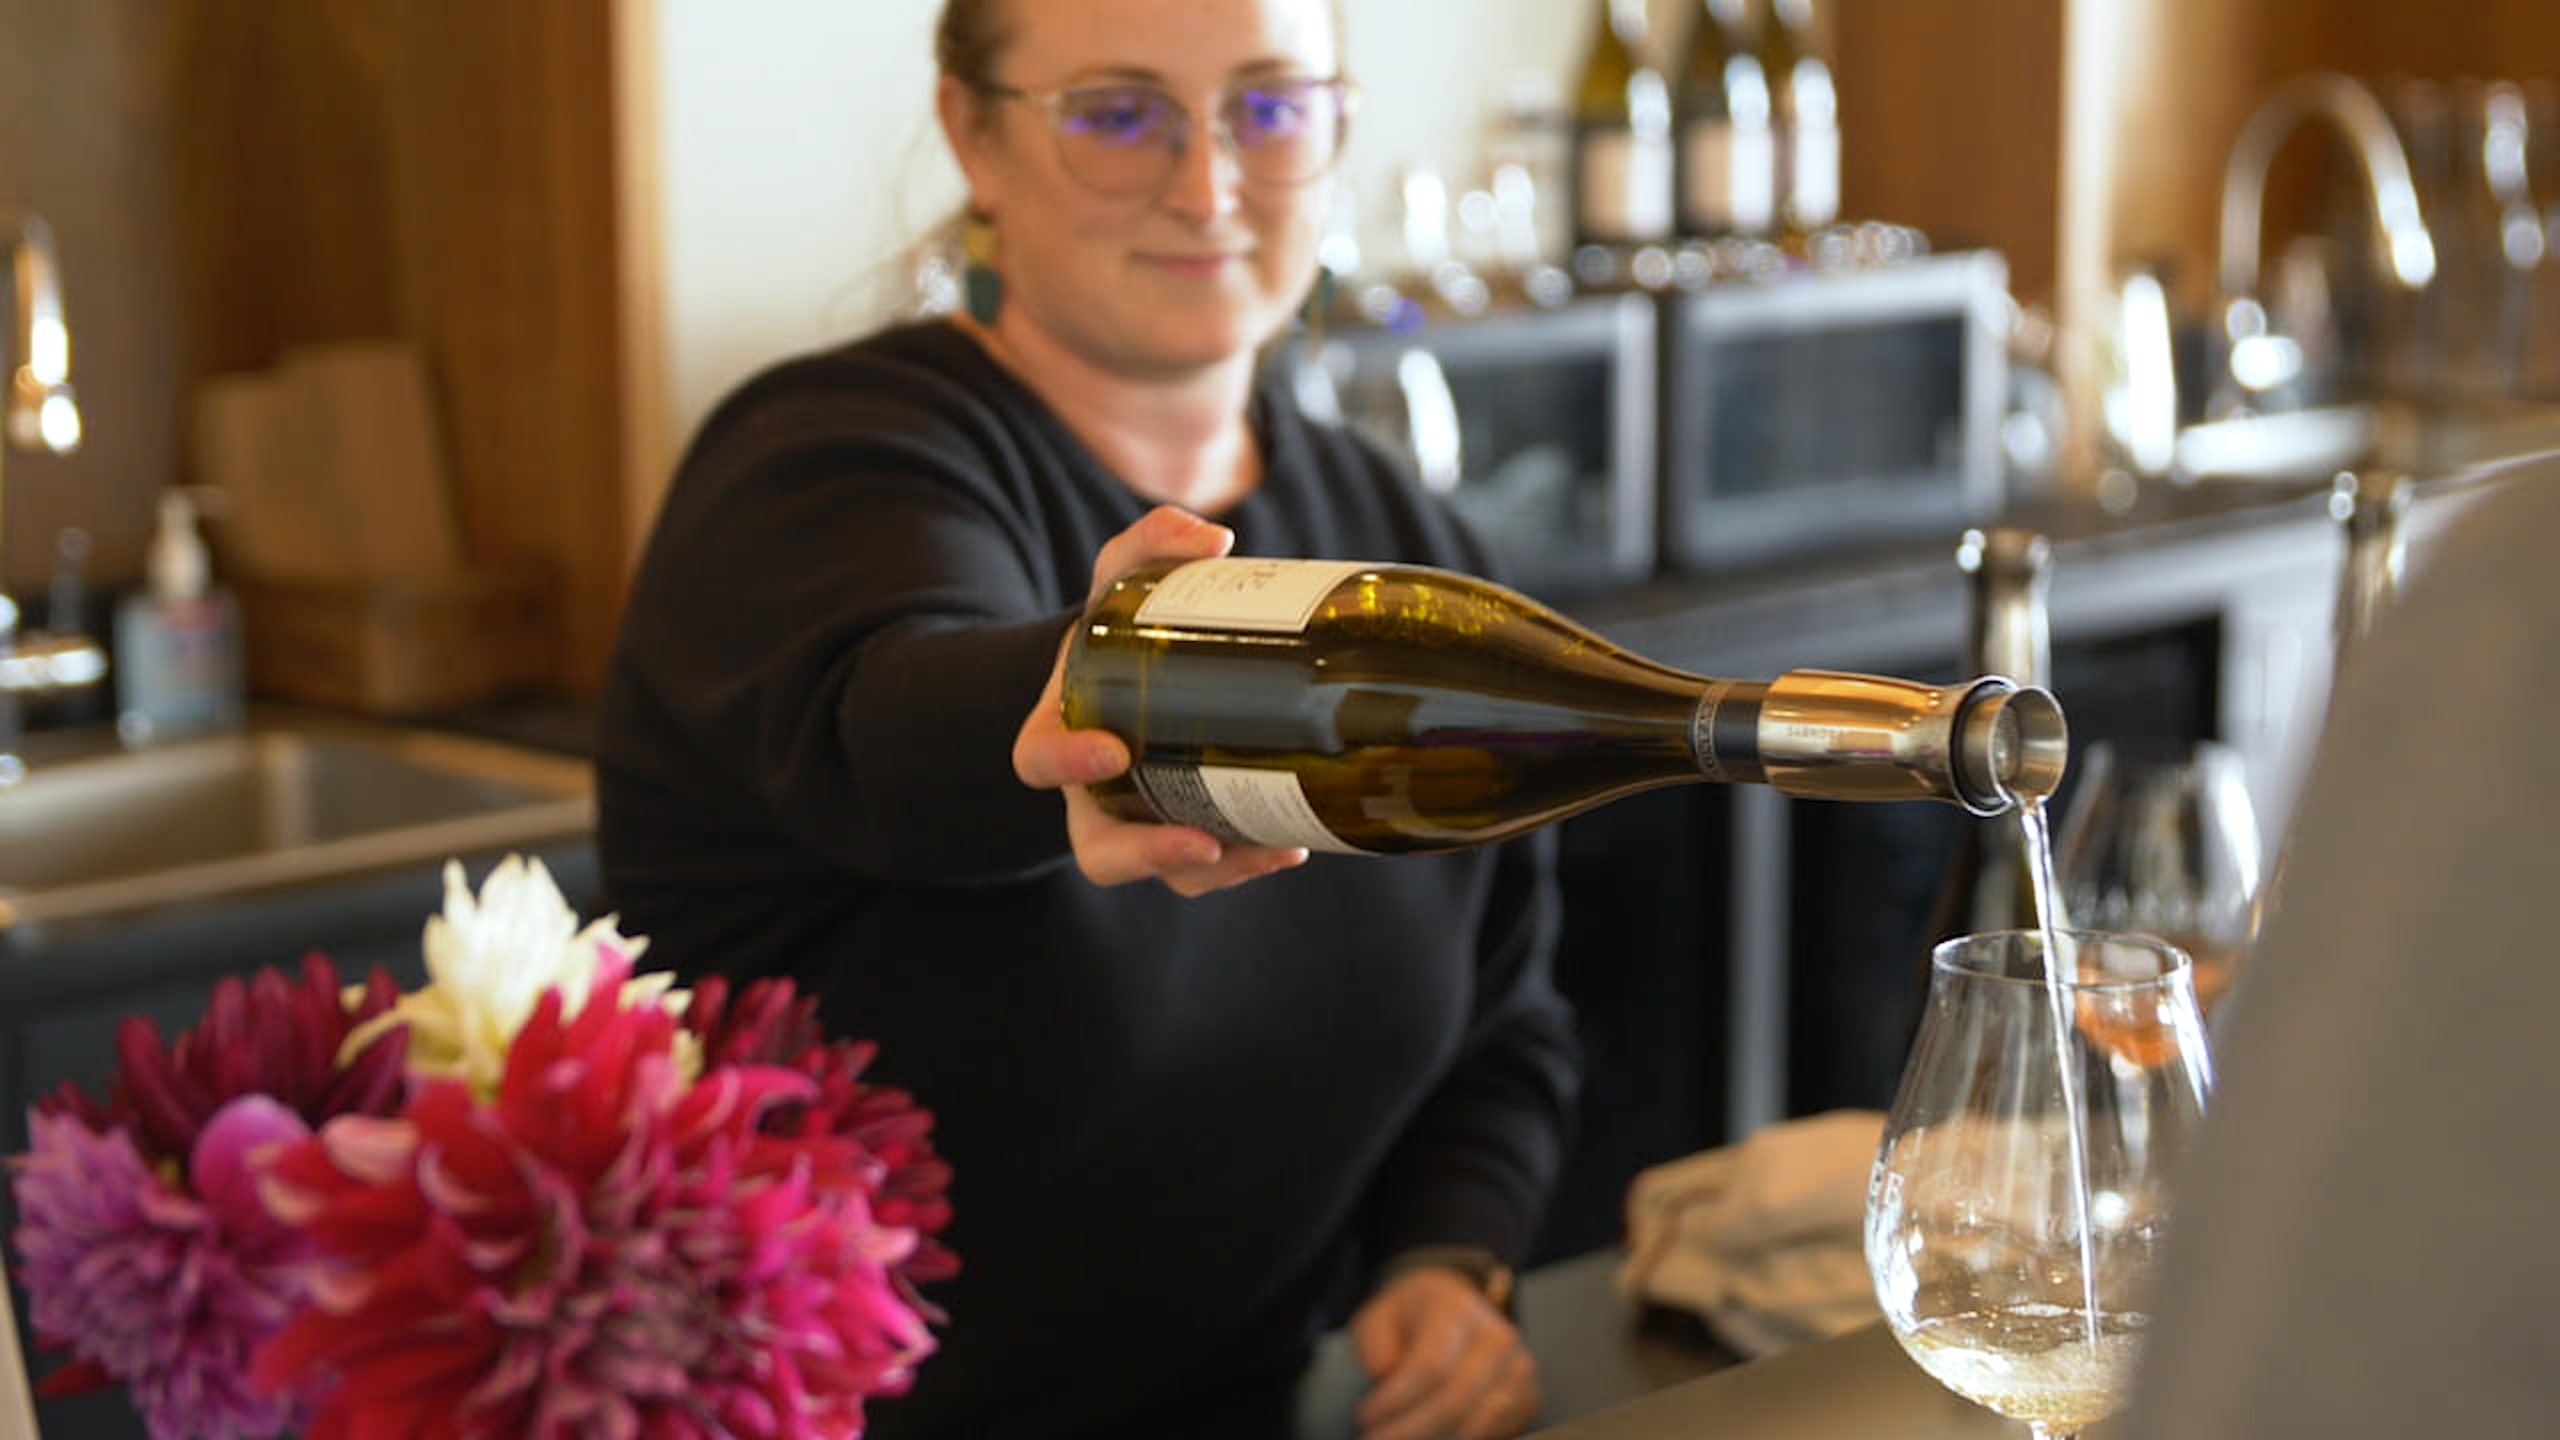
[1924,528,2059,940]
[1677,0,1776,238]
[1061,557,2066,856]
[1766,0,1840,237]
[1571,0,1676,254]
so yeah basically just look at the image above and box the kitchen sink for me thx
[0,714,593,937]
[2173,399,2560,487]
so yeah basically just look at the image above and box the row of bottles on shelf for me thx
[1315,0,1883,333]
[1572,0,1838,261]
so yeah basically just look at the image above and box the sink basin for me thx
[0,716,593,937]
[2173,399,2560,486]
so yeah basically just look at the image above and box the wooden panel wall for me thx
[1833,0,2067,302]
[0,0,184,594]
[170,0,631,696]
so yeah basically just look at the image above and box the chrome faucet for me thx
[2,213,101,785]
[2213,72,2437,416]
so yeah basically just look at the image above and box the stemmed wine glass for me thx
[2055,738,2263,1015]
[1865,929,2215,1439]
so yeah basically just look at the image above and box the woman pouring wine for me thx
[595,2,1577,1437]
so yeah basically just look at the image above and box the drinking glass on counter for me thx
[1865,930,2215,1440]
[2055,738,2263,1015]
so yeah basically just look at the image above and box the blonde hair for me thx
[935,0,1348,86]
[934,0,1016,92]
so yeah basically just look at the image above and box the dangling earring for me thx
[1297,263,1337,351]
[962,210,1003,326]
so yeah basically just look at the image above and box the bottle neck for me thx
[1689,677,1771,787]
[1693,670,2068,815]
[1608,0,1649,45]
[1961,528,2054,688]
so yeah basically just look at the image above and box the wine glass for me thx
[2055,738,2263,1015]
[1865,929,2214,1439]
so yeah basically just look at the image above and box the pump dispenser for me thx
[115,489,244,743]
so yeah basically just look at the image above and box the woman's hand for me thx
[1011,505,1310,897]
[1350,1266,1543,1440]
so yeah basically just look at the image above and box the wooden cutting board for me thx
[191,338,464,583]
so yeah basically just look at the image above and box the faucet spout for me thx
[2217,71,2438,302]
[3,214,97,785]
[8,216,82,456]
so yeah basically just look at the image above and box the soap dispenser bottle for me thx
[115,489,245,744]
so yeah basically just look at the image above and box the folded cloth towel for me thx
[1616,1109,1886,1358]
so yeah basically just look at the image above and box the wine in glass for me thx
[1865,929,2214,1439]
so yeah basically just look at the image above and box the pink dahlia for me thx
[10,1097,319,1439]
[684,975,956,1285]
[255,953,937,1439]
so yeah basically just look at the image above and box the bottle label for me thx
[1133,558,1367,634]
[1131,762,1363,854]
[1579,129,1673,243]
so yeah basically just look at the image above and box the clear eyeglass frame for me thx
[977,74,1358,196]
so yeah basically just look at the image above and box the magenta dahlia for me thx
[254,953,937,1439]
[684,974,956,1286]
[39,953,408,1153]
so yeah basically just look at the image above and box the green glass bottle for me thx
[1766,0,1840,237]
[1677,0,1775,238]
[1063,557,2066,855]
[1571,0,1676,251]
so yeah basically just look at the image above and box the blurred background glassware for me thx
[2210,71,2435,422]
[2054,738,2264,1016]
[1866,929,2215,1440]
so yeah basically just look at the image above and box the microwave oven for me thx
[1658,249,2011,572]
[1305,292,1657,597]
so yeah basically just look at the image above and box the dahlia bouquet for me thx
[6,856,951,1440]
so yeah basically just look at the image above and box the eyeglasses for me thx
[978,75,1355,197]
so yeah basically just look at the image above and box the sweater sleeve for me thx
[612,355,1114,886]
[1356,829,1582,1269]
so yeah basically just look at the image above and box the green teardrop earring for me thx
[1297,263,1337,350]
[962,210,1003,326]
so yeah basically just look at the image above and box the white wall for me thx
[647,0,1696,464]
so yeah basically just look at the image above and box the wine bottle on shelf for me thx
[1061,557,2067,856]
[1676,0,1776,239]
[1923,528,2060,941]
[1570,0,1676,258]
[1766,0,1840,238]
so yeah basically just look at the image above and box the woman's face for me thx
[943,0,1342,383]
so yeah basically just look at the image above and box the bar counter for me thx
[1523,1321,2032,1440]
[1297,1248,2083,1439]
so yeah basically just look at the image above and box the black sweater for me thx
[597,323,1579,1439]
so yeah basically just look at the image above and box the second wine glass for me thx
[2056,738,2264,1014]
